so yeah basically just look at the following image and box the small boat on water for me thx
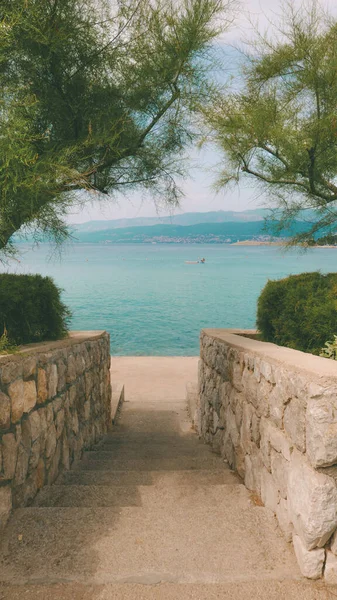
[185,258,206,264]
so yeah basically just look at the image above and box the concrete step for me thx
[0,495,299,585]
[33,485,142,507]
[76,455,226,471]
[0,580,327,600]
[56,469,240,487]
[33,483,243,508]
[82,445,215,460]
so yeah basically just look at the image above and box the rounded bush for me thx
[0,274,71,345]
[256,272,337,355]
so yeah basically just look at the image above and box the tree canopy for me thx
[204,2,337,245]
[0,0,234,255]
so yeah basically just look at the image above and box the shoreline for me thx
[232,240,337,248]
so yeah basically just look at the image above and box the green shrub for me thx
[0,274,71,346]
[320,335,337,360]
[256,272,337,355]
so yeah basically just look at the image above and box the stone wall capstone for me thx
[0,331,111,529]
[197,328,337,581]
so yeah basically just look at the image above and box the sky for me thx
[67,0,337,224]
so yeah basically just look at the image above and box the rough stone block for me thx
[260,360,275,384]
[244,447,263,494]
[261,466,279,513]
[45,423,57,459]
[0,486,12,530]
[284,397,306,453]
[306,397,337,468]
[293,534,325,579]
[324,551,337,584]
[263,419,293,461]
[270,448,289,499]
[37,368,48,404]
[23,357,36,380]
[330,529,337,555]
[276,498,293,542]
[0,391,11,430]
[2,433,18,479]
[0,361,22,385]
[47,364,58,399]
[14,445,29,486]
[23,380,37,414]
[240,402,253,454]
[8,379,24,422]
[288,449,337,549]
[269,386,285,429]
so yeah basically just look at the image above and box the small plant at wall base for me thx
[320,336,337,360]
[0,327,17,354]
[256,272,337,355]
[0,274,71,346]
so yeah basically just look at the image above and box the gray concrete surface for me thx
[0,357,334,599]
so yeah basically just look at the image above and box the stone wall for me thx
[0,331,111,529]
[197,328,337,582]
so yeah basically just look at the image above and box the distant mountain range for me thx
[72,220,310,244]
[14,209,315,244]
[73,209,268,232]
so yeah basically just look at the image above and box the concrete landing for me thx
[110,356,199,402]
[0,358,333,599]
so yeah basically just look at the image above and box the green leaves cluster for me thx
[204,1,337,244]
[0,0,233,255]
[320,335,337,360]
[257,271,337,355]
[0,274,71,344]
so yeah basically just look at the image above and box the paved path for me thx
[0,358,333,599]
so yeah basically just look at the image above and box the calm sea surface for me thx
[1,243,337,355]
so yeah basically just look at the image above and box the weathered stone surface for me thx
[244,447,263,494]
[331,529,337,556]
[14,444,29,486]
[45,423,57,459]
[23,356,36,380]
[0,391,11,430]
[269,386,284,429]
[8,379,24,422]
[23,380,37,414]
[37,368,48,404]
[288,449,337,550]
[2,433,17,479]
[284,397,306,453]
[276,498,293,543]
[0,485,12,529]
[240,402,253,454]
[261,466,279,513]
[270,448,289,500]
[324,551,337,584]
[0,361,22,385]
[28,410,41,442]
[293,534,325,579]
[47,364,58,399]
[66,354,77,383]
[260,360,275,384]
[306,397,337,468]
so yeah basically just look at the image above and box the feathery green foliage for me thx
[257,272,337,354]
[204,1,337,245]
[0,274,71,344]
[0,0,235,255]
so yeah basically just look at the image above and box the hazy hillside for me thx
[73,220,309,244]
[73,209,268,232]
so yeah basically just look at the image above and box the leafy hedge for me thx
[257,272,337,355]
[0,274,71,345]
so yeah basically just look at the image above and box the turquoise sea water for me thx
[1,243,337,355]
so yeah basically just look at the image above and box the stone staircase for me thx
[0,358,330,599]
